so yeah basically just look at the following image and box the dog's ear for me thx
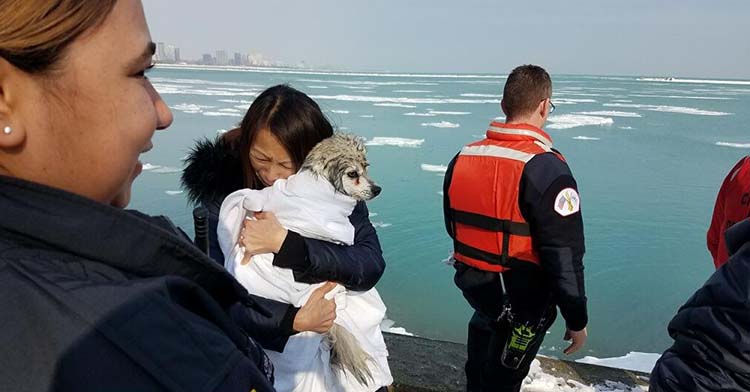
[300,137,333,178]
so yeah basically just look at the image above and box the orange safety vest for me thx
[445,121,564,272]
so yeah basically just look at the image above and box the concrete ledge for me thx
[384,333,650,391]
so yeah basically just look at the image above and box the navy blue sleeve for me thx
[203,199,226,266]
[443,152,460,238]
[520,152,588,331]
[229,296,298,353]
[273,201,386,291]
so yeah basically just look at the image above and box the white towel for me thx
[217,170,393,392]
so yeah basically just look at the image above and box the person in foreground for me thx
[0,1,331,390]
[443,64,588,392]
[707,155,750,268]
[650,217,750,391]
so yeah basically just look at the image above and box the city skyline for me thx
[143,1,750,78]
[153,41,299,68]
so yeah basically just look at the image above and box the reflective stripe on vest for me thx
[487,124,553,147]
[460,145,536,163]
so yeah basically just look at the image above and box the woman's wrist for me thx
[273,228,289,253]
[274,231,308,270]
[284,306,301,335]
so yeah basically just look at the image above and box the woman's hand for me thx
[293,282,338,333]
[239,211,288,264]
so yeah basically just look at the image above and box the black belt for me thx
[450,209,530,236]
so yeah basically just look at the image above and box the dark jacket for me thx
[650,218,750,391]
[0,175,275,392]
[181,136,386,291]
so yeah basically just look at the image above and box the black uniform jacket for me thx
[0,175,275,392]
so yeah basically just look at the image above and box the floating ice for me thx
[421,121,460,128]
[142,163,161,171]
[428,110,471,115]
[312,94,499,105]
[577,352,660,373]
[461,93,500,98]
[203,111,242,117]
[365,137,425,148]
[170,103,215,114]
[716,142,750,148]
[629,93,734,101]
[576,111,641,118]
[547,115,614,130]
[393,90,433,93]
[637,77,750,86]
[374,103,418,108]
[142,164,180,174]
[380,319,415,336]
[421,164,448,173]
[603,103,731,116]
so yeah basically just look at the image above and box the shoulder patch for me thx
[554,188,580,217]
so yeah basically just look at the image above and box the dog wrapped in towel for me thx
[217,134,392,392]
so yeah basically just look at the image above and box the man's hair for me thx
[502,64,552,119]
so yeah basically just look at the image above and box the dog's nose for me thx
[372,185,382,197]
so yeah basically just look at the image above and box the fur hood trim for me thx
[181,137,245,205]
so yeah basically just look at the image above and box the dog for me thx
[300,134,382,385]
[218,133,391,391]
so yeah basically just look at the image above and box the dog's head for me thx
[300,134,382,201]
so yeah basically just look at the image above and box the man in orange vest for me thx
[444,64,588,391]
[707,156,750,269]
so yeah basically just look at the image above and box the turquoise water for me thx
[132,66,750,360]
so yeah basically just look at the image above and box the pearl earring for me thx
[2,126,11,135]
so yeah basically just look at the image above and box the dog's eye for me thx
[347,171,359,179]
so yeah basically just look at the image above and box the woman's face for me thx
[249,128,295,187]
[7,0,172,207]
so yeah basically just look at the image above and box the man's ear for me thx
[0,57,27,148]
[500,99,508,117]
[537,98,548,120]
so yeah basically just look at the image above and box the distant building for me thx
[234,52,243,66]
[248,52,265,66]
[201,53,214,65]
[216,50,228,66]
[154,42,180,63]
[156,42,166,62]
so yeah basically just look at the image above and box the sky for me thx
[143,0,750,79]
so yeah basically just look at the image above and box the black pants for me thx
[465,309,556,392]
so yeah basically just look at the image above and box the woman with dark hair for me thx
[0,0,278,390]
[181,85,387,357]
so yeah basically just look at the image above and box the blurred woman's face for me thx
[8,0,172,207]
[249,128,295,187]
